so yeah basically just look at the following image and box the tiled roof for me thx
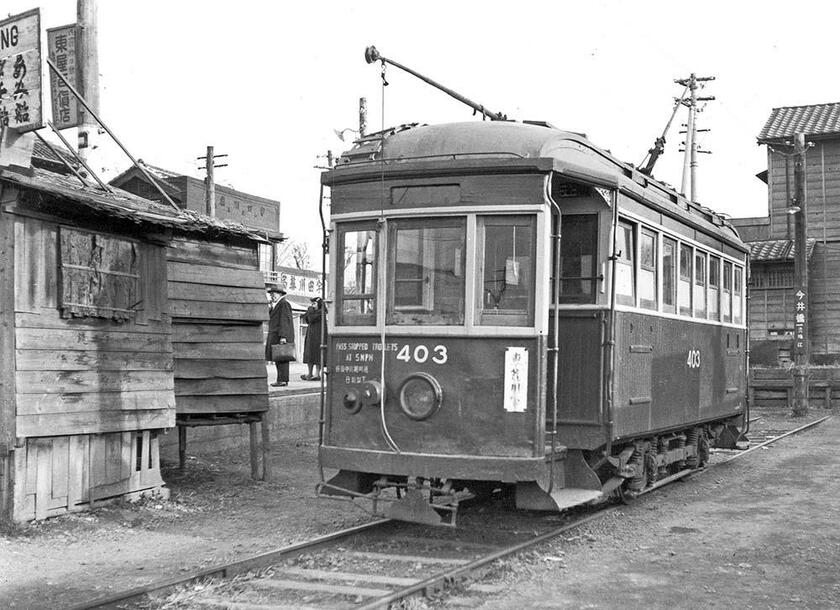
[748,238,816,262]
[758,103,840,142]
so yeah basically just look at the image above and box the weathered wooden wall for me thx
[167,236,269,415]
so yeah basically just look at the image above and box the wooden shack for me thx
[0,160,271,522]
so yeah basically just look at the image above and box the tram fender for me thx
[516,450,603,511]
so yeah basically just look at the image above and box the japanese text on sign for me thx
[0,10,42,132]
[47,24,79,129]
[794,288,807,354]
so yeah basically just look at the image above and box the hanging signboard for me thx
[0,9,43,133]
[794,287,808,356]
[47,24,79,129]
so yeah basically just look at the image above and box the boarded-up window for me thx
[59,227,140,322]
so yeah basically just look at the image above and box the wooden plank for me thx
[16,370,174,394]
[104,432,122,485]
[169,282,267,305]
[167,238,258,269]
[174,359,267,380]
[168,261,264,288]
[34,440,51,520]
[15,349,174,372]
[0,210,16,450]
[67,434,87,506]
[16,410,175,438]
[169,299,267,322]
[173,342,265,360]
[12,444,32,521]
[16,327,172,353]
[176,394,268,414]
[174,323,264,344]
[275,567,418,587]
[16,390,176,415]
[254,579,392,598]
[50,437,70,501]
[174,377,268,396]
[15,310,169,334]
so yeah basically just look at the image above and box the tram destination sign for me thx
[0,9,43,133]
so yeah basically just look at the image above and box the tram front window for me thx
[387,218,466,325]
[478,215,536,326]
[338,226,377,325]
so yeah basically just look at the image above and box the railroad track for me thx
[71,416,831,610]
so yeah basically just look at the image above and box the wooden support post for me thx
[261,414,271,482]
[249,422,259,480]
[178,425,186,471]
[792,132,809,417]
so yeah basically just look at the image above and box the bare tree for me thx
[275,240,311,270]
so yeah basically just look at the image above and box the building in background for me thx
[733,102,840,368]
[110,163,283,275]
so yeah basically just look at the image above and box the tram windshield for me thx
[387,218,466,325]
[338,225,377,325]
[478,215,536,326]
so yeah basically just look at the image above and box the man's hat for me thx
[266,284,286,295]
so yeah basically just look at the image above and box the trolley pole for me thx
[792,132,809,417]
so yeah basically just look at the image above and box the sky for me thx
[4,0,840,263]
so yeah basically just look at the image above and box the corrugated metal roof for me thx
[758,103,840,142]
[748,238,816,262]
[0,166,271,242]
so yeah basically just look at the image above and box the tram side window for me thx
[615,221,635,306]
[662,237,677,314]
[733,265,743,325]
[338,226,377,325]
[387,218,466,325]
[694,251,707,318]
[478,215,536,326]
[558,214,598,303]
[708,256,721,321]
[639,229,657,310]
[678,244,693,316]
[722,260,733,323]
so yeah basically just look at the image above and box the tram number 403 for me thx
[686,349,701,369]
[396,344,448,365]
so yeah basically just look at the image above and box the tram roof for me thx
[324,121,744,250]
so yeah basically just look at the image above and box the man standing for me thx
[265,285,294,387]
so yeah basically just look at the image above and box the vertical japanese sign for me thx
[503,347,529,413]
[794,288,808,356]
[0,9,43,133]
[47,24,79,129]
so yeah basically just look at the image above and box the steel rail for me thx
[68,417,830,609]
[66,519,391,610]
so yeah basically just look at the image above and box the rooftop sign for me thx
[0,9,43,132]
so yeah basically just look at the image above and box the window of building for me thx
[751,263,794,288]
[338,225,377,325]
[708,256,720,321]
[722,260,732,323]
[387,218,466,325]
[662,237,677,314]
[558,214,598,303]
[639,228,657,310]
[59,227,140,322]
[694,251,706,318]
[615,221,635,306]
[478,215,536,326]
[678,244,693,316]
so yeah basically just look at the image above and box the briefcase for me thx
[271,342,296,362]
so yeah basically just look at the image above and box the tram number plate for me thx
[686,349,701,369]
[395,344,448,365]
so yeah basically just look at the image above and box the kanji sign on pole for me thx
[794,287,808,356]
[47,24,80,129]
[0,9,43,133]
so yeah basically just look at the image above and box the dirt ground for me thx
[0,406,836,609]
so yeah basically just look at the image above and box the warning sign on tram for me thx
[0,9,43,133]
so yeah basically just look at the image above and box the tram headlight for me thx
[342,387,363,414]
[398,373,443,421]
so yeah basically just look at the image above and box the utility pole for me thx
[792,132,809,417]
[676,73,715,201]
[198,146,228,217]
[76,0,100,162]
[359,97,367,137]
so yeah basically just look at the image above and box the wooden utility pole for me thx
[198,146,228,217]
[792,132,809,417]
[676,73,715,201]
[76,0,100,162]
